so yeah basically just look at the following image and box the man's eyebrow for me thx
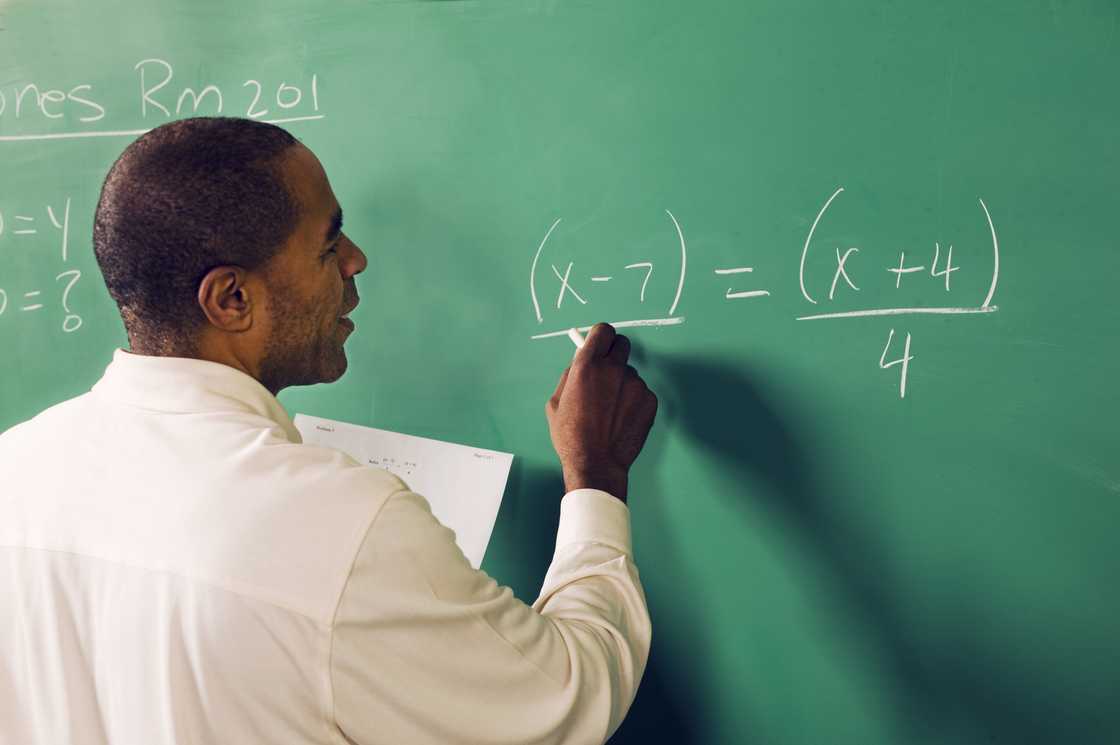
[325,208,343,245]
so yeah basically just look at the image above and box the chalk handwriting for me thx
[527,187,1003,400]
[0,60,324,142]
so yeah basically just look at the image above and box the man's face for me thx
[255,144,367,393]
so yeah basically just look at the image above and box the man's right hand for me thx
[544,323,658,501]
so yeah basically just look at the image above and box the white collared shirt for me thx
[0,349,651,744]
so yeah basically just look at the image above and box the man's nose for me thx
[338,233,368,277]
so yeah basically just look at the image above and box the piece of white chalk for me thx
[567,327,586,348]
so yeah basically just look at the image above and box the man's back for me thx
[0,349,651,744]
[0,351,402,743]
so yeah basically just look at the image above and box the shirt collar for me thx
[91,348,303,443]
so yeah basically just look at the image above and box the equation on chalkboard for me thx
[527,186,1001,399]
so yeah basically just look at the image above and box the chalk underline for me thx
[530,317,685,340]
[0,114,325,142]
[796,306,998,320]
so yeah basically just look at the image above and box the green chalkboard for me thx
[2,1,1117,742]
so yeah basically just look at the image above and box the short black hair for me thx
[93,116,300,354]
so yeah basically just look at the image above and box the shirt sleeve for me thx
[329,487,652,745]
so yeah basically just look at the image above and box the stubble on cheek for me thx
[258,261,352,390]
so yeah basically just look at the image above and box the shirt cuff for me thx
[555,488,632,556]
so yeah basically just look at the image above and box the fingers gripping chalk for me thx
[569,323,619,360]
[567,327,585,348]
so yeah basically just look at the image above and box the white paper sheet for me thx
[293,413,514,569]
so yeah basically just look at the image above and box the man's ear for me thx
[197,265,254,332]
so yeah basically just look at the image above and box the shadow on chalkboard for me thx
[485,459,564,598]
[609,351,805,744]
[614,350,1093,745]
[482,348,1089,744]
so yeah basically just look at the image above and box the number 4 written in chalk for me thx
[879,328,913,399]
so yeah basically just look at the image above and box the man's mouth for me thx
[339,300,359,321]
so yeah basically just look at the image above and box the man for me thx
[0,117,657,744]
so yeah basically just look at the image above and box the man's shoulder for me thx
[196,439,409,621]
